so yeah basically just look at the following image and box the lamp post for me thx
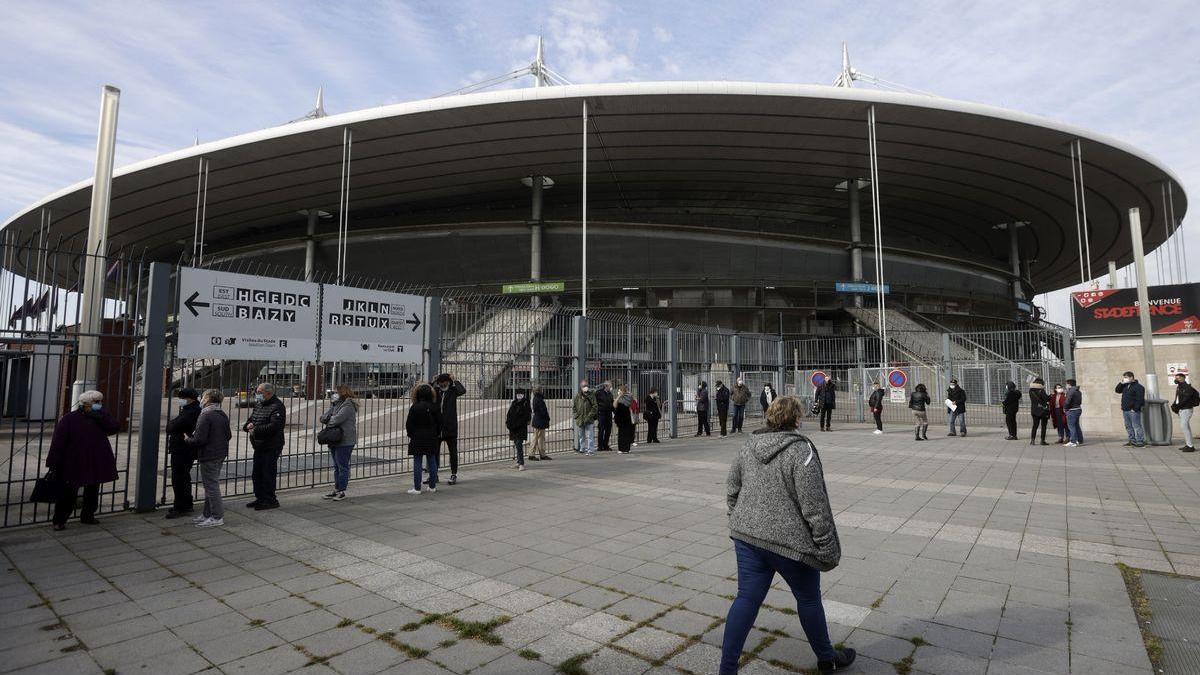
[1128,207,1157,397]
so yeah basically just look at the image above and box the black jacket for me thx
[595,387,614,414]
[715,385,731,412]
[1173,382,1199,412]
[166,400,201,455]
[185,404,231,461]
[817,383,837,410]
[760,387,776,411]
[1115,380,1145,412]
[908,390,930,411]
[435,381,466,438]
[1002,388,1021,415]
[695,387,710,413]
[1065,386,1083,411]
[531,393,550,429]
[1028,387,1050,417]
[615,396,634,428]
[506,397,531,441]
[406,401,442,455]
[868,389,884,410]
[946,386,967,413]
[244,395,286,452]
[643,395,661,421]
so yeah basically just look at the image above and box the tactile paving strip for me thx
[1140,572,1200,673]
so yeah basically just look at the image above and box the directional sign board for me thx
[321,285,426,363]
[178,267,319,360]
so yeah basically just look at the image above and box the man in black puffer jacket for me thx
[243,382,286,510]
[595,381,615,451]
[165,388,201,519]
[434,374,467,484]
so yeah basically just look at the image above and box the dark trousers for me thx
[617,423,634,452]
[1005,412,1018,438]
[819,407,833,429]
[721,539,834,673]
[169,446,195,512]
[1031,415,1048,443]
[718,408,729,435]
[53,483,99,526]
[443,437,459,475]
[697,411,711,435]
[251,448,281,504]
[597,410,613,449]
[647,419,660,442]
[872,410,882,431]
[732,404,746,432]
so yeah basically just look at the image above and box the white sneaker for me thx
[427,486,437,493]
[406,488,422,495]
[873,430,883,435]
[191,515,208,524]
[321,491,339,500]
[196,517,224,528]
[518,465,526,471]
[1065,442,1077,447]
[330,492,346,501]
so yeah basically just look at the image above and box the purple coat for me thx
[46,409,120,486]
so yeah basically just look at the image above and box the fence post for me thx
[668,327,679,439]
[775,339,785,397]
[940,332,952,394]
[1060,327,1075,380]
[731,335,742,378]
[423,296,441,382]
[572,315,587,392]
[135,262,170,513]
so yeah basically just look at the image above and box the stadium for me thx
[0,69,1188,335]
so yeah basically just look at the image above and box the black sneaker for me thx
[448,475,458,485]
[541,455,553,460]
[245,501,260,509]
[818,647,856,673]
[1184,446,1196,453]
[165,508,192,519]
[254,502,280,511]
[948,432,957,437]
[529,456,541,461]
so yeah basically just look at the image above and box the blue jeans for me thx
[514,439,525,465]
[732,404,746,432]
[1122,409,1144,444]
[1067,409,1083,444]
[720,539,834,674]
[330,444,353,491]
[948,410,966,433]
[413,453,438,490]
[576,422,596,454]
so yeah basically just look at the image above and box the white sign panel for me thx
[889,387,907,403]
[1168,362,1190,377]
[320,285,426,363]
[177,267,319,360]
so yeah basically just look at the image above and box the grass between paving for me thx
[1116,563,1164,671]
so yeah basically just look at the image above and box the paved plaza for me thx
[2,422,1197,675]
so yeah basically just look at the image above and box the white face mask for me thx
[737,380,743,385]
[1123,377,1132,384]
[950,384,957,389]
[331,394,340,402]
[582,386,590,393]
[516,394,525,400]
[1055,388,1063,393]
[174,399,187,408]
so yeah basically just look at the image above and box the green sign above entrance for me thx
[502,281,565,294]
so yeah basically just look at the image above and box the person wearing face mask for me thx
[816,379,837,432]
[945,379,967,436]
[572,380,598,455]
[868,382,885,434]
[184,389,232,527]
[320,385,358,501]
[505,388,532,470]
[528,386,552,461]
[730,378,751,433]
[644,388,662,443]
[615,383,636,453]
[715,380,731,437]
[1028,378,1050,446]
[1064,379,1084,447]
[1114,372,1145,447]
[433,373,467,484]
[1001,381,1021,440]
[595,381,615,451]
[164,388,201,519]
[1171,373,1199,452]
[1049,383,1068,443]
[695,382,711,437]
[760,383,777,416]
[46,391,120,531]
[908,383,931,441]
[243,382,286,510]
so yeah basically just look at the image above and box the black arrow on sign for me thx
[184,291,210,317]
[406,313,422,331]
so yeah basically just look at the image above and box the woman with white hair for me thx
[46,390,120,531]
[185,389,232,527]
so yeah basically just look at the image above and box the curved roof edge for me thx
[2,80,1187,231]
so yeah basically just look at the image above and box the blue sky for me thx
[1,0,1196,323]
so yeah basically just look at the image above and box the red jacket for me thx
[1048,391,1068,428]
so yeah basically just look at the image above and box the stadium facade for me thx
[1,81,1187,334]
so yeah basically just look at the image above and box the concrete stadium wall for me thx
[1075,334,1200,438]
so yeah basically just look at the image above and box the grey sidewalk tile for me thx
[614,625,687,660]
[425,640,509,673]
[88,629,190,669]
[192,626,286,665]
[326,639,410,674]
[266,608,346,642]
[220,642,311,674]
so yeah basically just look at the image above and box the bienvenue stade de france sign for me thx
[1071,283,1200,338]
[176,267,426,363]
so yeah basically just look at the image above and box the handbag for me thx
[317,425,343,446]
[809,400,821,416]
[30,470,63,503]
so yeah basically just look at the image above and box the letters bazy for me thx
[1092,297,1183,320]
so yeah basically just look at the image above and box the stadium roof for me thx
[1,81,1187,291]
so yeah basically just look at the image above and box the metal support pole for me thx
[1129,208,1158,397]
[855,336,866,423]
[304,209,319,282]
[530,176,543,383]
[572,315,588,395]
[775,340,785,397]
[1061,327,1075,380]
[730,335,742,379]
[668,327,679,439]
[423,296,442,382]
[73,85,120,402]
[1108,260,1118,289]
[626,319,633,388]
[1008,223,1023,300]
[581,100,588,316]
[135,262,169,512]
[849,179,864,308]
[941,332,952,395]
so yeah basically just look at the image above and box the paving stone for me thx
[564,611,637,642]
[614,625,688,660]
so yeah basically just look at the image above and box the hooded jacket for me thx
[615,392,635,428]
[1028,383,1050,418]
[946,385,967,413]
[643,394,661,421]
[531,392,550,429]
[731,383,752,406]
[715,385,731,412]
[186,403,232,461]
[1115,380,1145,412]
[867,388,885,411]
[1002,382,1021,415]
[726,430,841,572]
[908,388,930,411]
[1174,381,1200,412]
[435,380,467,438]
[573,389,598,426]
[165,400,201,455]
[505,393,531,442]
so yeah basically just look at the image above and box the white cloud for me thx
[652,26,672,43]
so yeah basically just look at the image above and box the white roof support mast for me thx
[833,43,938,97]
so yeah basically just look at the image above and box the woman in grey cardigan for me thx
[321,385,359,501]
[184,389,232,528]
[721,396,856,674]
